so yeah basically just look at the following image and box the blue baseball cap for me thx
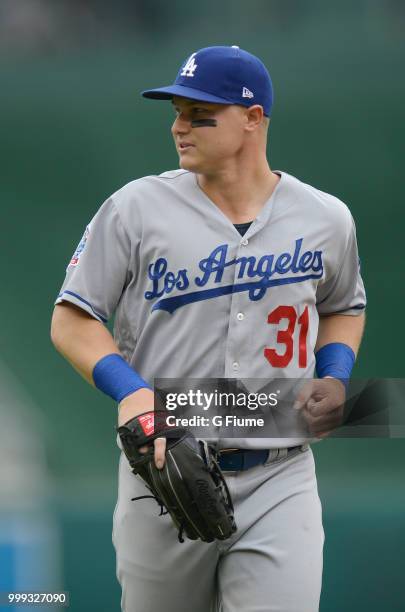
[141,45,273,117]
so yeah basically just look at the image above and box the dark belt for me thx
[217,446,304,472]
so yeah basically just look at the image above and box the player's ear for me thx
[244,105,264,132]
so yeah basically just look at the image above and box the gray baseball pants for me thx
[113,445,324,612]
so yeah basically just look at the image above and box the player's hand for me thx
[118,389,166,469]
[138,437,167,470]
[294,378,346,438]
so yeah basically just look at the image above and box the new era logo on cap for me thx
[242,87,254,99]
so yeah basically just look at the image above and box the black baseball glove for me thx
[117,411,237,543]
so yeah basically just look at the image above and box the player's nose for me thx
[171,114,191,136]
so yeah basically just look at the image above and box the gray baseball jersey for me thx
[56,169,366,448]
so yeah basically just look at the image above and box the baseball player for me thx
[51,46,366,612]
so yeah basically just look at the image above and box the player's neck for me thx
[196,159,279,224]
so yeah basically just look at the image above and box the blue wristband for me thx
[92,354,151,403]
[315,342,355,388]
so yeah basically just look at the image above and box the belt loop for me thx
[278,448,288,460]
[266,449,280,464]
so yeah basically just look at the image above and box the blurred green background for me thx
[1,1,404,610]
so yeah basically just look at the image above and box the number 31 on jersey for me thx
[264,305,309,368]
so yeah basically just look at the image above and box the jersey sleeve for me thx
[55,197,131,322]
[316,213,366,316]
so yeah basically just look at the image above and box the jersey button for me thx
[237,312,245,321]
[232,361,239,371]
[241,238,249,246]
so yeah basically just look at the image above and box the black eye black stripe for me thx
[191,119,218,128]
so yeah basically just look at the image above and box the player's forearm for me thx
[51,302,154,422]
[315,312,366,356]
[50,302,119,385]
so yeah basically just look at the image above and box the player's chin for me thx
[178,155,202,173]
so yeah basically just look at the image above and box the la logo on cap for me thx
[181,53,198,77]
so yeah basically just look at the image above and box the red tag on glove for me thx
[138,412,155,436]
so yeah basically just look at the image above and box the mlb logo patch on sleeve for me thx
[69,226,90,267]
